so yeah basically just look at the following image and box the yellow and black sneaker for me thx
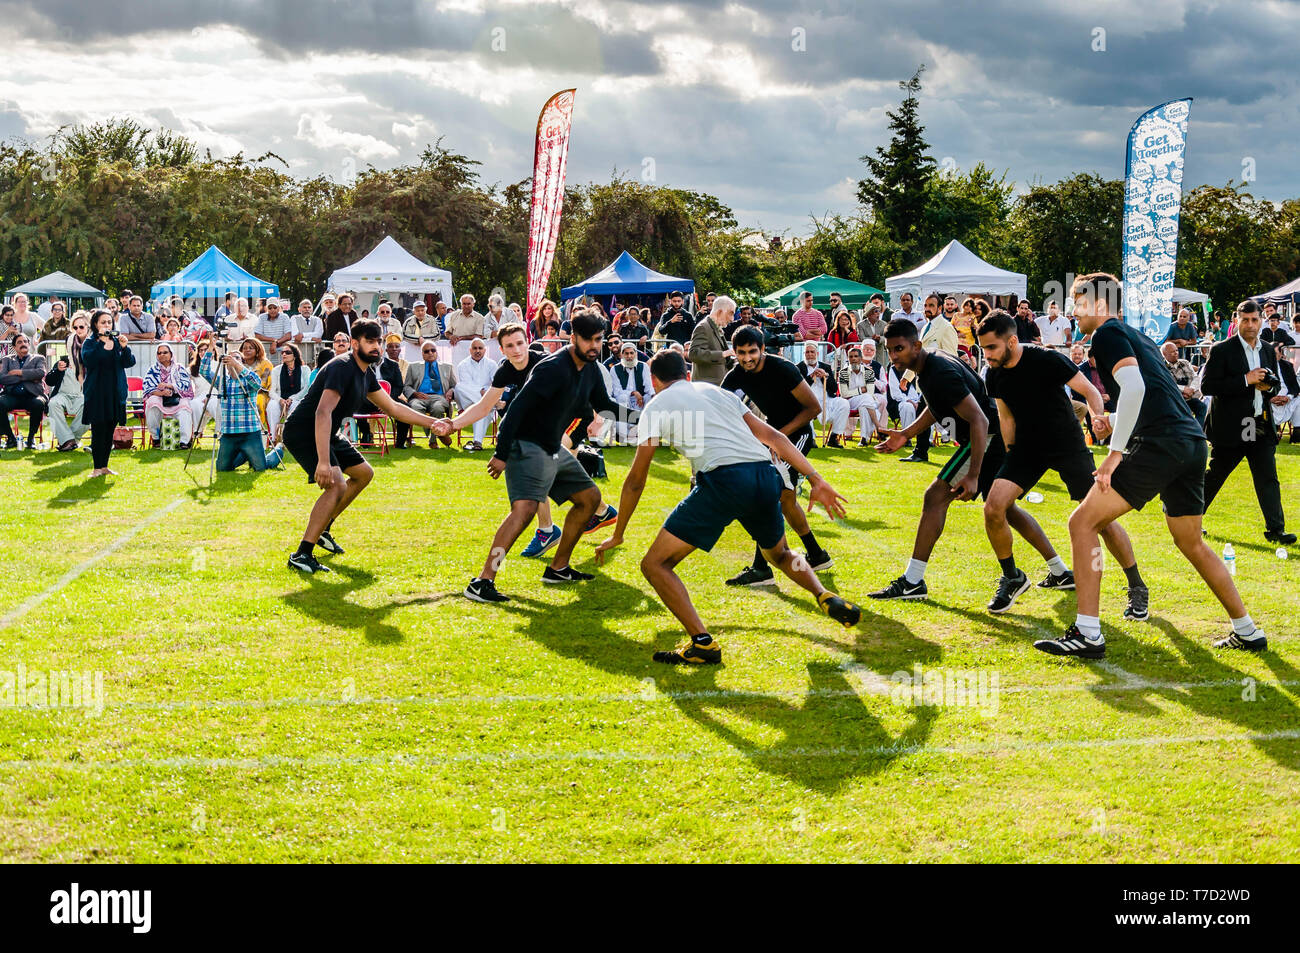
[653,636,722,665]
[819,591,861,627]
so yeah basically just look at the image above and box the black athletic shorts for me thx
[1109,435,1207,517]
[283,426,366,482]
[772,425,815,493]
[937,428,1005,501]
[664,461,785,552]
[997,446,1096,501]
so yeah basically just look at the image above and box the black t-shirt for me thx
[619,322,650,345]
[493,347,619,460]
[285,354,380,437]
[1088,318,1203,443]
[721,355,808,431]
[491,350,542,411]
[915,350,998,445]
[985,345,1084,455]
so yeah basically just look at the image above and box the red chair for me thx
[5,409,45,448]
[126,376,146,448]
[354,380,391,457]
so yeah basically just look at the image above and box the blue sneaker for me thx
[520,525,563,558]
[584,504,618,535]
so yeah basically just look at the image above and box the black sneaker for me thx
[805,549,833,572]
[1038,569,1076,590]
[818,592,861,627]
[464,577,510,602]
[1123,584,1150,621]
[1033,624,1106,659]
[288,552,331,574]
[316,530,344,555]
[726,565,775,587]
[1213,629,1268,652]
[900,452,929,463]
[859,436,873,448]
[987,570,1032,614]
[653,639,722,665]
[869,576,927,600]
[542,565,594,584]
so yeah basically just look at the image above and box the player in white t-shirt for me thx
[593,349,861,665]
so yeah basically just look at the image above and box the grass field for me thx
[1,437,1297,863]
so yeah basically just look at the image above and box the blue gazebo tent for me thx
[560,251,694,301]
[150,245,279,303]
[1252,276,1300,308]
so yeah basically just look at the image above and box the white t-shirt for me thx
[1036,314,1072,346]
[639,380,771,474]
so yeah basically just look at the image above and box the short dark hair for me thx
[884,317,920,341]
[650,349,688,383]
[731,325,766,350]
[496,322,527,344]
[571,311,605,340]
[977,309,1017,339]
[350,318,382,341]
[925,293,940,307]
[1071,272,1122,313]
[1237,299,1260,316]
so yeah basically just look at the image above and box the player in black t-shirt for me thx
[720,326,834,587]
[1033,274,1266,659]
[434,323,566,559]
[870,318,1016,601]
[282,319,446,574]
[977,310,1145,616]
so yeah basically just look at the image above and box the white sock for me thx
[1074,614,1103,642]
[538,521,554,532]
[904,559,927,585]
[1046,555,1068,575]
[1231,615,1259,638]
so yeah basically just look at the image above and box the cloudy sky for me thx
[0,0,1295,235]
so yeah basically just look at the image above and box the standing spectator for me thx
[322,293,355,340]
[856,304,888,347]
[46,313,92,450]
[38,301,70,343]
[293,298,324,344]
[214,292,237,324]
[893,292,922,329]
[446,294,486,345]
[529,299,559,342]
[432,299,450,338]
[255,299,293,351]
[1261,311,1296,351]
[618,308,651,348]
[401,300,438,362]
[223,298,258,342]
[142,342,196,448]
[792,291,827,341]
[951,298,978,353]
[374,302,402,340]
[920,293,959,356]
[1012,299,1041,343]
[403,340,456,446]
[827,309,860,352]
[653,291,694,347]
[454,337,498,450]
[9,294,40,338]
[0,334,48,448]
[688,295,735,385]
[695,291,717,322]
[199,346,283,472]
[1036,300,1072,346]
[117,295,156,341]
[268,343,310,445]
[81,309,136,476]
[483,295,507,338]
[1162,308,1199,359]
[869,292,893,324]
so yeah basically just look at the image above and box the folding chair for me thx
[354,380,391,457]
[126,376,146,449]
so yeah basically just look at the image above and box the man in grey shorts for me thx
[464,309,618,603]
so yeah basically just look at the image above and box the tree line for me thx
[1,79,1296,314]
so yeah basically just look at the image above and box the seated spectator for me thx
[1270,348,1300,443]
[1035,300,1072,346]
[117,295,157,341]
[0,333,48,448]
[454,337,498,450]
[46,313,92,450]
[1161,341,1207,428]
[404,339,457,446]
[885,360,921,436]
[38,301,70,342]
[142,342,196,448]
[268,342,310,445]
[837,342,888,445]
[446,294,487,345]
[856,304,888,348]
[199,347,283,471]
[827,309,860,352]
[328,331,350,360]
[607,341,649,442]
[796,341,850,447]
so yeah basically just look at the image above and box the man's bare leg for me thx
[550,487,600,571]
[480,499,540,581]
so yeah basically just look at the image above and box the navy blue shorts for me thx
[663,461,785,553]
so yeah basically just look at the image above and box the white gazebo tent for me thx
[885,239,1027,305]
[327,236,454,358]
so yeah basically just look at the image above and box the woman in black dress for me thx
[81,308,136,476]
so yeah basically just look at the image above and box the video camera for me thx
[752,312,800,350]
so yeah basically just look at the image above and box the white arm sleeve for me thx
[1109,363,1146,454]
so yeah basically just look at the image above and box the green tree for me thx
[857,67,936,249]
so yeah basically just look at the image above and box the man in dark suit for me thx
[0,333,48,448]
[1201,299,1296,545]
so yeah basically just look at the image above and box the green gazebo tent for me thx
[761,274,885,311]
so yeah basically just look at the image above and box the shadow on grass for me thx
[281,563,458,645]
[46,475,114,508]
[493,573,936,794]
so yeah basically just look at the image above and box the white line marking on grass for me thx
[1094,660,1147,686]
[5,728,1300,772]
[0,495,187,630]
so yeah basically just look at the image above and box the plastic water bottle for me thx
[1223,543,1236,576]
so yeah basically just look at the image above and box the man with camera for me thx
[1201,299,1296,546]
[199,343,284,473]
[0,334,48,449]
[652,290,694,347]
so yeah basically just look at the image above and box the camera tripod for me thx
[183,337,234,484]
